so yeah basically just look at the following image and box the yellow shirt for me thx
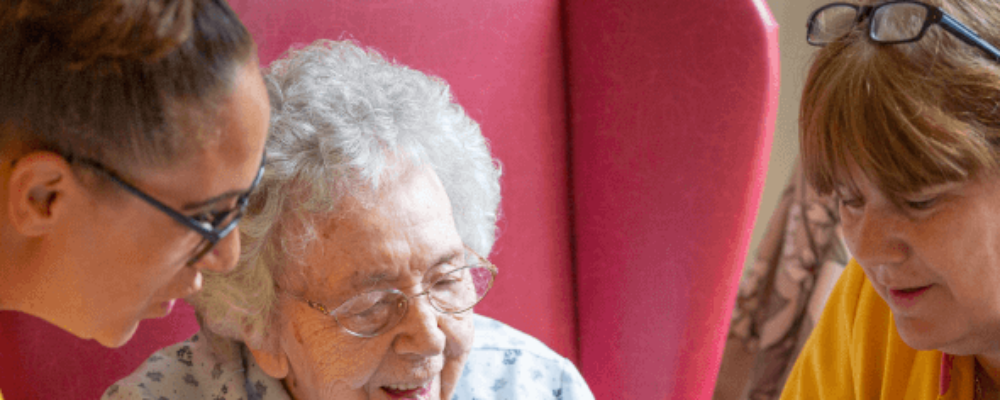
[781,260,976,400]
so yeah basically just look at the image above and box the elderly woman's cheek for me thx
[290,315,380,391]
[444,313,475,356]
[438,313,475,395]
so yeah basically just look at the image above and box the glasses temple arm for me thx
[939,14,1000,62]
[95,165,222,242]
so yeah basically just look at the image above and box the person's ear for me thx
[6,152,77,236]
[248,345,289,379]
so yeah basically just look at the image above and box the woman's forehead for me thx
[289,165,463,294]
[335,243,462,278]
[832,162,899,196]
[300,216,463,295]
[297,245,463,306]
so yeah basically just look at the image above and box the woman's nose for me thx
[845,205,909,266]
[394,298,447,358]
[193,232,241,274]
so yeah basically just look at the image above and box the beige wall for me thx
[741,0,831,278]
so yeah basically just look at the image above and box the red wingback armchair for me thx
[0,1,778,399]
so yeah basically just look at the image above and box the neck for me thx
[976,354,1000,389]
[0,138,31,312]
[0,168,14,312]
[0,190,54,315]
[0,234,40,312]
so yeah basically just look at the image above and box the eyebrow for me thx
[181,151,266,212]
[352,272,391,289]
[348,250,463,290]
[429,251,463,270]
[180,190,245,212]
[911,182,963,195]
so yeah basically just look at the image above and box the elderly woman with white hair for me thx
[102,39,594,400]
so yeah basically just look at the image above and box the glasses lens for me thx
[470,266,495,298]
[872,3,928,42]
[336,291,406,337]
[187,238,217,265]
[429,266,494,313]
[210,203,247,230]
[809,5,859,45]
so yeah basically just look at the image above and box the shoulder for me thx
[450,315,594,400]
[835,258,873,326]
[780,260,942,399]
[470,314,560,356]
[781,260,875,399]
[101,331,248,400]
[799,259,879,355]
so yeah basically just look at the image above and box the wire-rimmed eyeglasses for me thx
[288,246,498,338]
[806,1,1000,62]
[69,152,266,265]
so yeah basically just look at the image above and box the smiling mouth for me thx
[382,381,432,399]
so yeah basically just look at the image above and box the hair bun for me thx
[12,0,195,66]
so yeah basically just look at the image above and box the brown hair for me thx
[800,0,1000,204]
[0,0,254,170]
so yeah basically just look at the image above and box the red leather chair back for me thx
[566,0,779,398]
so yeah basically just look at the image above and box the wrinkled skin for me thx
[250,165,475,400]
[839,165,1000,382]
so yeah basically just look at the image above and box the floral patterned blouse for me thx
[453,316,594,400]
[102,315,594,400]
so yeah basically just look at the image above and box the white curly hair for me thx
[188,39,502,352]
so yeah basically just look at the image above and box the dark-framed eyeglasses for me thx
[290,245,498,338]
[806,1,1000,62]
[69,152,267,265]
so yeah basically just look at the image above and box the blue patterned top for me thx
[103,315,594,400]
[452,316,595,400]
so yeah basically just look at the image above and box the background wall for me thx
[743,0,828,280]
